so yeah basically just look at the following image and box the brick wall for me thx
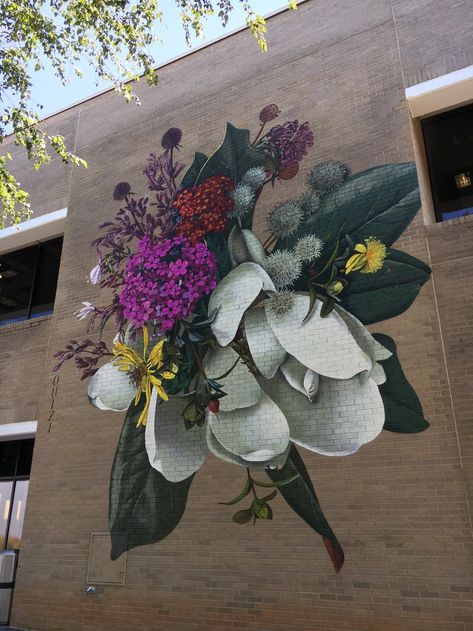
[3,1,473,629]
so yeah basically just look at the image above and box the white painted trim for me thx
[0,421,37,440]
[0,208,67,254]
[406,65,473,118]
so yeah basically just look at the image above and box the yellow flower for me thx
[345,238,386,275]
[112,326,178,428]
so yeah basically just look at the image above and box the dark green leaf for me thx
[266,445,344,572]
[320,298,335,318]
[204,232,231,281]
[339,248,431,324]
[232,508,253,524]
[373,333,429,433]
[180,151,208,189]
[288,163,421,250]
[109,399,194,560]
[304,285,317,322]
[195,123,267,187]
[262,489,278,502]
[219,480,252,505]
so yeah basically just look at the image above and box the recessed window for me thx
[0,439,34,550]
[422,102,473,222]
[0,237,63,325]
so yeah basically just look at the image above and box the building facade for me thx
[1,0,473,629]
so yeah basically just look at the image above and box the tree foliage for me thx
[0,0,296,228]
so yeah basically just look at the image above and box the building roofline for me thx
[39,0,306,123]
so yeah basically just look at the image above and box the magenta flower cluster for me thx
[119,236,218,330]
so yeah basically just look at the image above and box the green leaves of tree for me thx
[339,248,431,324]
[373,333,430,434]
[266,445,344,573]
[109,399,194,560]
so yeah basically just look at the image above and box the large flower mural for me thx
[55,105,431,572]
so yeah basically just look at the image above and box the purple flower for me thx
[89,264,102,284]
[118,236,217,331]
[74,302,95,320]
[263,120,314,169]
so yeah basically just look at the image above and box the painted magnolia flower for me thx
[88,326,177,428]
[205,262,391,464]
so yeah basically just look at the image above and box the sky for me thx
[31,0,287,118]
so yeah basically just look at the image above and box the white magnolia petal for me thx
[303,369,320,402]
[203,345,260,411]
[280,355,307,397]
[208,390,290,460]
[370,362,387,385]
[209,262,276,346]
[88,360,137,411]
[145,389,207,482]
[265,294,371,379]
[262,371,384,456]
[335,306,392,362]
[244,307,286,379]
[228,225,267,268]
[206,424,291,469]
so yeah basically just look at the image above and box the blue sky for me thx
[32,0,287,117]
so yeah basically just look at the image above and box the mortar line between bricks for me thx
[390,0,407,88]
[425,235,473,541]
[430,253,473,266]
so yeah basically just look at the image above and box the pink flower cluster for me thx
[119,236,217,330]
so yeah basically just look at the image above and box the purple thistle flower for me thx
[262,120,314,169]
[113,182,131,201]
[161,128,182,150]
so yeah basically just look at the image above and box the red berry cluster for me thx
[173,175,234,244]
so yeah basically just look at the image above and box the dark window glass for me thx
[16,440,34,477]
[0,443,19,478]
[0,237,63,324]
[422,103,473,222]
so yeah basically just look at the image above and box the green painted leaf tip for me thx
[373,333,430,434]
[109,400,194,560]
[180,151,208,189]
[340,248,431,324]
[266,445,344,572]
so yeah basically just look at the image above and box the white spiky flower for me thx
[267,291,295,317]
[307,160,349,195]
[264,250,302,290]
[294,235,324,262]
[267,202,303,239]
[298,190,322,216]
[241,167,266,190]
[230,184,255,218]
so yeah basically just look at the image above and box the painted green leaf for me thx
[266,444,344,572]
[180,152,208,189]
[109,399,194,560]
[204,232,231,281]
[339,248,431,324]
[288,163,421,249]
[195,123,267,186]
[373,333,429,434]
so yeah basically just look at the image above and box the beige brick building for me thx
[1,1,473,629]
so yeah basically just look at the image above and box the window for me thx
[0,439,34,550]
[0,237,63,325]
[422,103,473,222]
